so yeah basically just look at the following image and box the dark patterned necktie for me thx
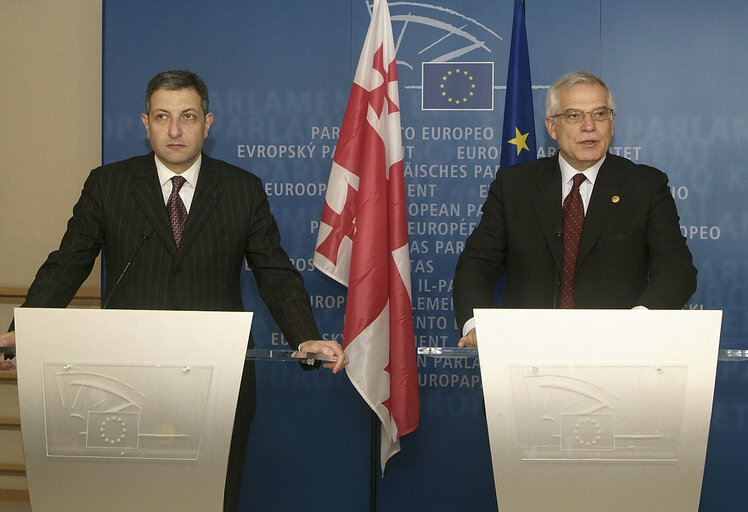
[168,175,188,247]
[560,173,586,308]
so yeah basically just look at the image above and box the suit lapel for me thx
[132,155,178,255]
[177,154,221,255]
[577,155,624,265]
[530,157,563,270]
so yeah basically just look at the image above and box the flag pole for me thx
[370,410,378,511]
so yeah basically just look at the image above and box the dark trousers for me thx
[223,359,256,512]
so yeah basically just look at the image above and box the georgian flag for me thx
[313,0,419,472]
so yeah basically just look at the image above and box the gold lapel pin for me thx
[611,195,620,203]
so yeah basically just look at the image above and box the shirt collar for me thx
[559,153,606,187]
[155,154,201,189]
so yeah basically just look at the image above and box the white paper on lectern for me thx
[475,309,722,512]
[15,308,252,512]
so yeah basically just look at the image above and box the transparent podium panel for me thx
[245,348,337,363]
[474,309,722,512]
[14,308,253,512]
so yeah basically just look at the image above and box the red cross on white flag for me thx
[313,0,419,472]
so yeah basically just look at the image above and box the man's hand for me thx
[297,340,349,374]
[0,331,17,371]
[457,328,477,348]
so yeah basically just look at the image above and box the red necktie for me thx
[168,176,188,247]
[560,173,586,308]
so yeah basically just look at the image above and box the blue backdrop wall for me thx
[102,1,748,510]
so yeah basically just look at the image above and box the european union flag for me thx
[500,0,536,167]
[422,62,494,111]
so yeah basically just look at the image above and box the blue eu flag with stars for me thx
[422,62,494,111]
[500,0,536,167]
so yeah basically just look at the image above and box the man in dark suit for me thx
[453,71,697,347]
[0,70,347,511]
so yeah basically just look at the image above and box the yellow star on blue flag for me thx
[507,126,530,156]
[500,0,536,167]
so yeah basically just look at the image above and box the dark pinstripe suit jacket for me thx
[453,153,698,332]
[22,153,320,347]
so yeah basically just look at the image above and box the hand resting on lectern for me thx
[0,331,16,370]
[458,327,478,348]
[297,339,349,373]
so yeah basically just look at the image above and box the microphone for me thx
[102,232,151,309]
[553,226,563,308]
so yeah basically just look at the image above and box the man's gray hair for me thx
[545,71,615,119]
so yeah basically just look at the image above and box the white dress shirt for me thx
[155,155,201,213]
[559,154,606,214]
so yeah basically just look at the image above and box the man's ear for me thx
[141,113,150,137]
[203,112,214,138]
[545,116,557,141]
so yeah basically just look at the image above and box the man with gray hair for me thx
[453,71,697,347]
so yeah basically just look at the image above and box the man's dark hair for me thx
[144,70,209,115]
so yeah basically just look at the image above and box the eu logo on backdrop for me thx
[422,62,494,111]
